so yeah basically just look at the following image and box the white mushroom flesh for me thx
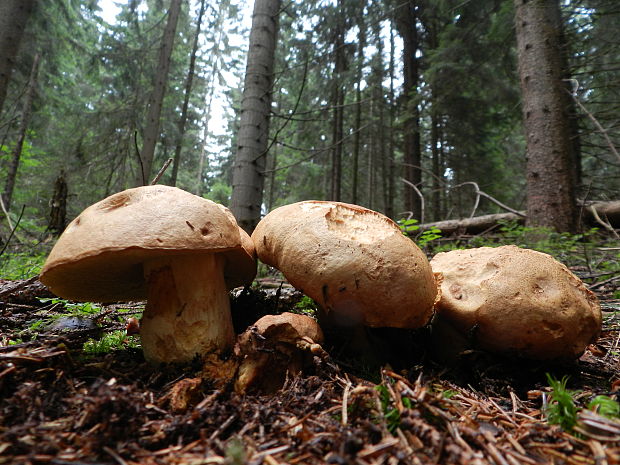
[140,253,234,364]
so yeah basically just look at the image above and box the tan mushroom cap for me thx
[252,201,439,328]
[240,312,325,346]
[40,185,256,302]
[430,245,601,360]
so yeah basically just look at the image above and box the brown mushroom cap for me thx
[40,185,256,301]
[234,312,325,394]
[237,312,325,348]
[251,201,438,328]
[430,245,601,360]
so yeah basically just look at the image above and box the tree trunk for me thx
[2,54,39,211]
[0,0,35,117]
[170,0,206,187]
[351,15,366,206]
[135,0,183,186]
[395,1,422,219]
[386,23,396,220]
[330,0,346,202]
[514,0,577,232]
[428,16,443,222]
[196,4,225,195]
[230,0,281,233]
[49,170,68,236]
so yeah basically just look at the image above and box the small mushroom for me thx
[429,245,601,361]
[39,185,256,364]
[234,312,325,394]
[251,201,439,329]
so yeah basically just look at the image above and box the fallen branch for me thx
[414,200,620,235]
[452,182,526,218]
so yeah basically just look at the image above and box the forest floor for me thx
[1,238,620,465]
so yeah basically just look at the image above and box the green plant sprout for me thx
[293,295,319,316]
[398,218,420,235]
[544,373,620,432]
[375,384,413,433]
[83,330,140,354]
[587,395,620,419]
[545,373,579,431]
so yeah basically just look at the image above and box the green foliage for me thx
[0,138,42,169]
[418,227,442,247]
[375,384,402,434]
[375,384,413,434]
[429,222,608,268]
[545,373,580,431]
[398,218,420,235]
[293,295,318,317]
[397,218,442,247]
[587,395,620,419]
[490,221,600,260]
[203,181,232,207]
[38,298,101,316]
[544,373,620,433]
[0,249,47,279]
[83,330,140,355]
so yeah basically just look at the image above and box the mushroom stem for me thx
[140,253,234,364]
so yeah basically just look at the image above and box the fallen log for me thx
[415,200,620,236]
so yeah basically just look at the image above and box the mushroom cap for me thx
[251,201,438,328]
[234,312,324,394]
[240,312,324,347]
[430,245,601,360]
[40,185,256,302]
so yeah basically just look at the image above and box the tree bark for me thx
[170,0,206,187]
[48,170,68,235]
[2,54,39,211]
[386,23,396,220]
[0,0,35,117]
[514,0,578,232]
[230,0,281,233]
[395,1,422,219]
[329,0,346,202]
[135,0,183,186]
[196,3,225,195]
[351,15,365,206]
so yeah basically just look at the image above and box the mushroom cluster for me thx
[40,185,256,364]
[40,190,603,391]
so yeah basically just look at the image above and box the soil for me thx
[1,265,619,465]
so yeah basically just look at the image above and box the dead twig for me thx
[103,446,130,465]
[150,157,174,185]
[588,204,620,239]
[452,182,526,218]
[0,204,25,257]
[400,178,426,224]
[565,80,620,165]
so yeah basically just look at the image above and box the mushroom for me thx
[251,201,439,329]
[234,312,325,394]
[39,185,256,364]
[429,245,601,361]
